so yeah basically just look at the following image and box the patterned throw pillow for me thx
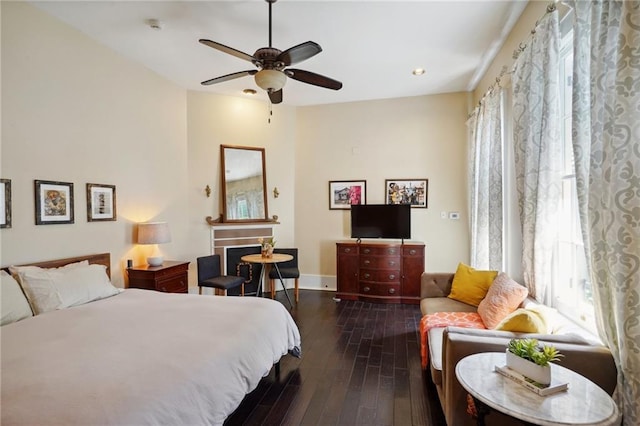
[477,272,528,329]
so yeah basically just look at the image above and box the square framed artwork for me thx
[385,179,428,208]
[329,180,366,210]
[87,183,116,222]
[1,179,11,229]
[34,180,74,225]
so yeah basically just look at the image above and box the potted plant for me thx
[506,338,563,385]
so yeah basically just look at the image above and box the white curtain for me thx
[511,9,562,303]
[468,88,504,270]
[568,1,640,423]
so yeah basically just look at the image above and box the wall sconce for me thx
[137,222,171,266]
[273,187,280,198]
[205,185,211,198]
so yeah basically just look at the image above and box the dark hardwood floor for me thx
[225,290,447,426]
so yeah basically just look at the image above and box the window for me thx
[551,27,596,332]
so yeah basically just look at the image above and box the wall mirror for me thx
[220,145,268,222]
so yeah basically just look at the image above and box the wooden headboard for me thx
[2,253,111,277]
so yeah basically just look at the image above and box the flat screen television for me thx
[350,204,411,240]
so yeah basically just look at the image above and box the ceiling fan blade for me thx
[286,69,343,90]
[277,41,322,66]
[268,89,283,104]
[201,70,257,86]
[199,39,255,63]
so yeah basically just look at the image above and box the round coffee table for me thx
[455,352,619,426]
[241,253,294,308]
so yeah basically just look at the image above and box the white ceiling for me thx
[31,0,528,107]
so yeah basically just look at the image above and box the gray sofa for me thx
[420,272,617,426]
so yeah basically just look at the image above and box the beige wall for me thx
[185,92,297,266]
[1,2,188,287]
[295,94,470,288]
[2,2,470,292]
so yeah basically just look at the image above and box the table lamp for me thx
[137,222,171,266]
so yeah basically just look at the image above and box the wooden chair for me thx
[268,248,300,302]
[197,254,245,296]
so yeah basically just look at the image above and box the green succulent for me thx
[507,338,563,367]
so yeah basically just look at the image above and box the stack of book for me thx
[495,365,568,396]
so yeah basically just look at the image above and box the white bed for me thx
[1,254,301,425]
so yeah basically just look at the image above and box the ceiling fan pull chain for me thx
[268,101,273,124]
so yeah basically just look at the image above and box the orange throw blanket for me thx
[420,312,486,369]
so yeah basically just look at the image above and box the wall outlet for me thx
[449,212,460,220]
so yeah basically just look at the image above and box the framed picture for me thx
[385,179,428,208]
[35,180,74,225]
[1,179,11,229]
[329,180,366,210]
[87,183,116,222]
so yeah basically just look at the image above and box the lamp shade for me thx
[137,222,171,245]
[254,69,286,92]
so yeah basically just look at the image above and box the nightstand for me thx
[127,261,190,293]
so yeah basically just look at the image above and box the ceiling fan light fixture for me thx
[254,69,286,92]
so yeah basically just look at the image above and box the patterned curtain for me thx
[511,10,562,303]
[568,1,640,423]
[468,88,504,270]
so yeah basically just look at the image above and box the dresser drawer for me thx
[156,276,187,293]
[359,269,400,283]
[337,245,358,255]
[360,256,401,269]
[359,246,400,256]
[359,282,401,297]
[403,245,424,257]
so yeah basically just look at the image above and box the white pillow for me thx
[14,263,118,314]
[1,270,34,325]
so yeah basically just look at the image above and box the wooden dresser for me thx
[336,241,424,304]
[127,261,190,293]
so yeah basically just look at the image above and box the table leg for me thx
[255,265,266,297]
[272,263,294,308]
[473,396,490,426]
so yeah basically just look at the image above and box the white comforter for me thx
[1,289,301,425]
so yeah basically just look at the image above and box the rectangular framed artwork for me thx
[385,179,428,208]
[329,180,366,210]
[87,183,117,222]
[34,180,74,225]
[1,179,11,229]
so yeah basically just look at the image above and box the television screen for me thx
[350,204,411,239]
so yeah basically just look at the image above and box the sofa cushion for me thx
[428,327,445,385]
[448,263,498,307]
[421,295,477,316]
[477,272,528,329]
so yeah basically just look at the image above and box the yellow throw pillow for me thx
[495,308,547,333]
[448,263,498,307]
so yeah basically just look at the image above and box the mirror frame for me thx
[220,144,269,223]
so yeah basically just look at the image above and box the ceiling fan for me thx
[198,0,342,104]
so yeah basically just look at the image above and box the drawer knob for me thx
[363,249,370,254]
[389,249,397,254]
[344,248,351,253]
[409,249,416,255]
[389,261,396,266]
[388,288,396,294]
[364,273,371,279]
[364,260,370,265]
[363,286,370,292]
[388,274,396,280]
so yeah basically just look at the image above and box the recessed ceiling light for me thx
[243,89,257,95]
[412,68,426,76]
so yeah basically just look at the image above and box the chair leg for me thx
[199,286,203,295]
[295,278,299,303]
[241,283,245,296]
